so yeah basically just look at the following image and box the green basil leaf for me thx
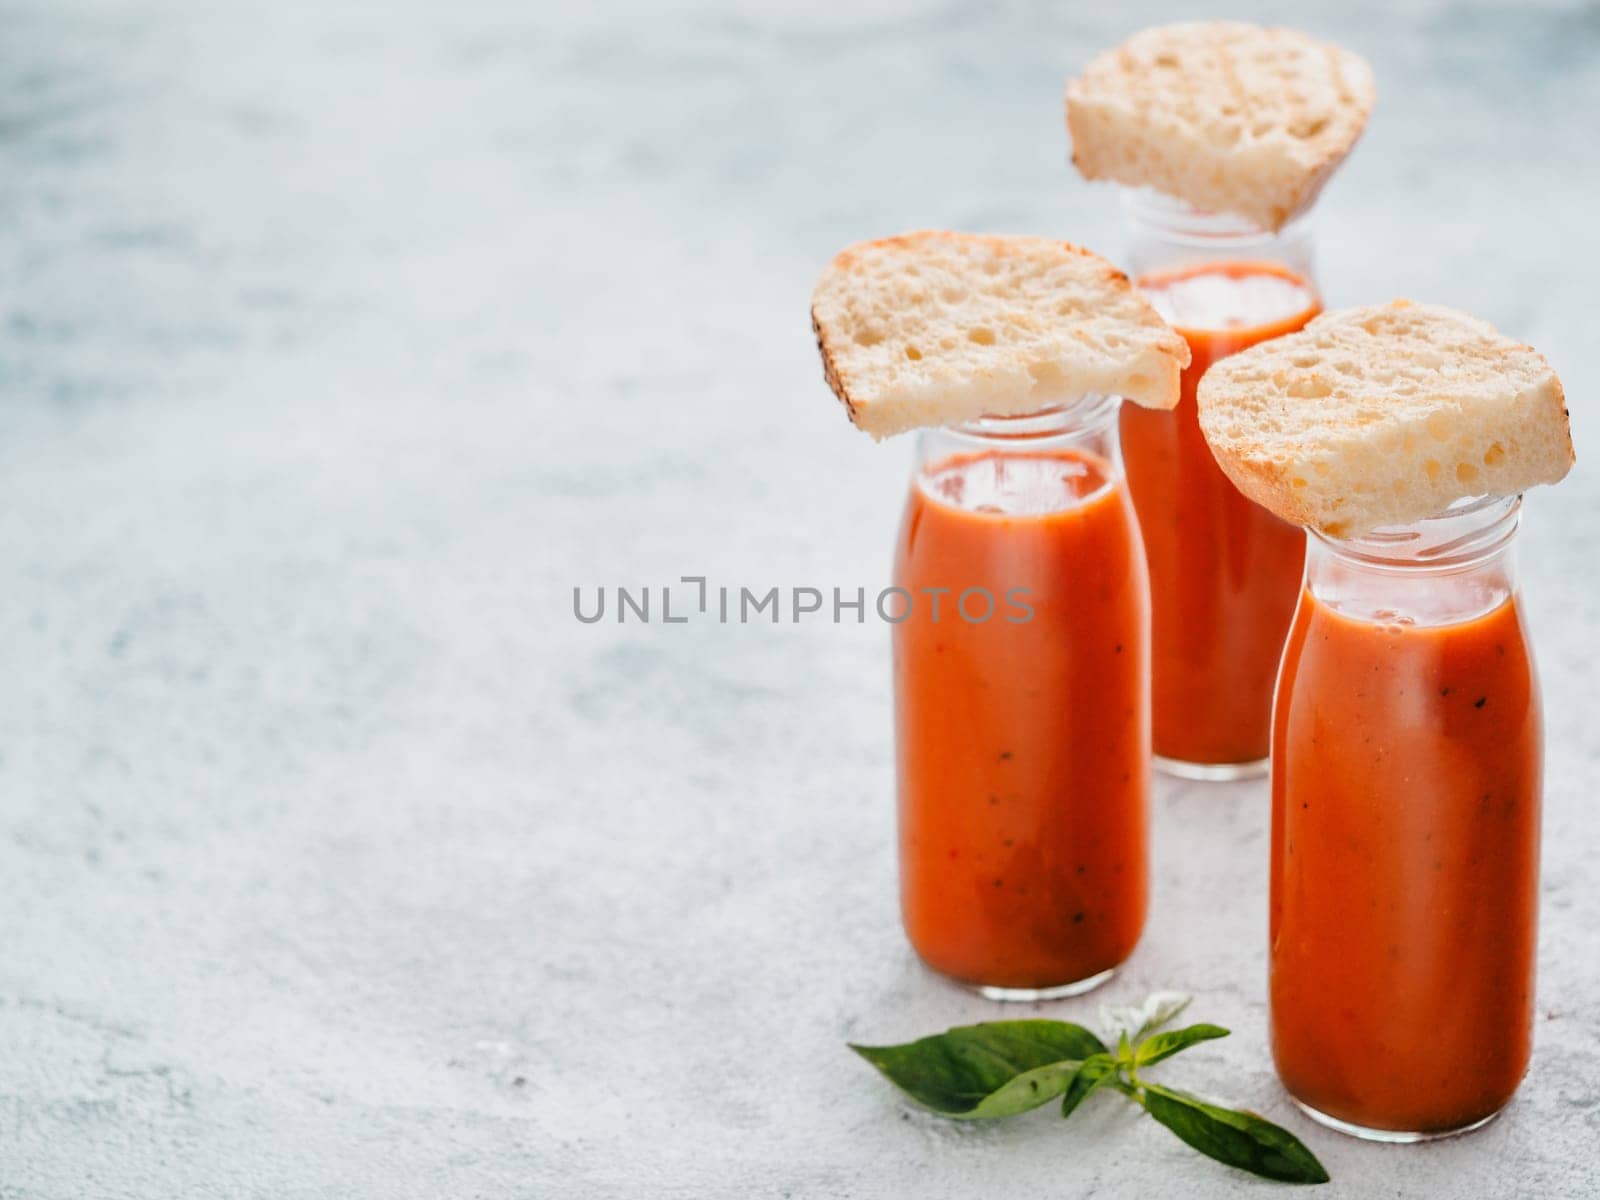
[1059,1053,1117,1119]
[849,1020,1108,1119]
[1134,1023,1230,1068]
[1139,1083,1330,1185]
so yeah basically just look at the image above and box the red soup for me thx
[893,439,1148,993]
[1271,577,1541,1134]
[1123,262,1320,769]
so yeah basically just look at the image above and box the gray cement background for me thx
[0,0,1596,1196]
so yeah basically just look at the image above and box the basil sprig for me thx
[849,994,1329,1185]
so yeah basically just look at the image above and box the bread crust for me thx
[811,306,856,428]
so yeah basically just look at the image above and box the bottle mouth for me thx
[1119,187,1309,246]
[1312,494,1522,572]
[949,393,1121,441]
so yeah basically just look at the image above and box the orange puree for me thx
[1123,262,1320,766]
[892,449,1148,989]
[1271,590,1541,1132]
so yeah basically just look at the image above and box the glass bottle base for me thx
[1291,1097,1505,1143]
[1154,754,1268,782]
[970,966,1117,1003]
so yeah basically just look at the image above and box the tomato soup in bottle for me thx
[1271,497,1541,1137]
[809,232,1190,1000]
[893,401,1149,997]
[1121,193,1321,777]
[1065,24,1377,777]
[1197,300,1575,1140]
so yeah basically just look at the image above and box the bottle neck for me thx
[916,393,1122,471]
[1305,496,1523,627]
[1119,187,1317,286]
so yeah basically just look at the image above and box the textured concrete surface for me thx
[1,0,1597,1196]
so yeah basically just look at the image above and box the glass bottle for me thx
[1119,188,1322,778]
[1270,495,1540,1140]
[892,395,1149,1000]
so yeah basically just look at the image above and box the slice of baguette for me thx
[1066,22,1375,232]
[811,232,1189,439]
[1197,301,1574,537]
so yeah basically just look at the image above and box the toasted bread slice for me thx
[1066,22,1375,232]
[1197,301,1574,536]
[810,232,1189,438]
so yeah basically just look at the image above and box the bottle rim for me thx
[1310,494,1522,574]
[948,393,1121,442]
[1119,186,1312,247]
